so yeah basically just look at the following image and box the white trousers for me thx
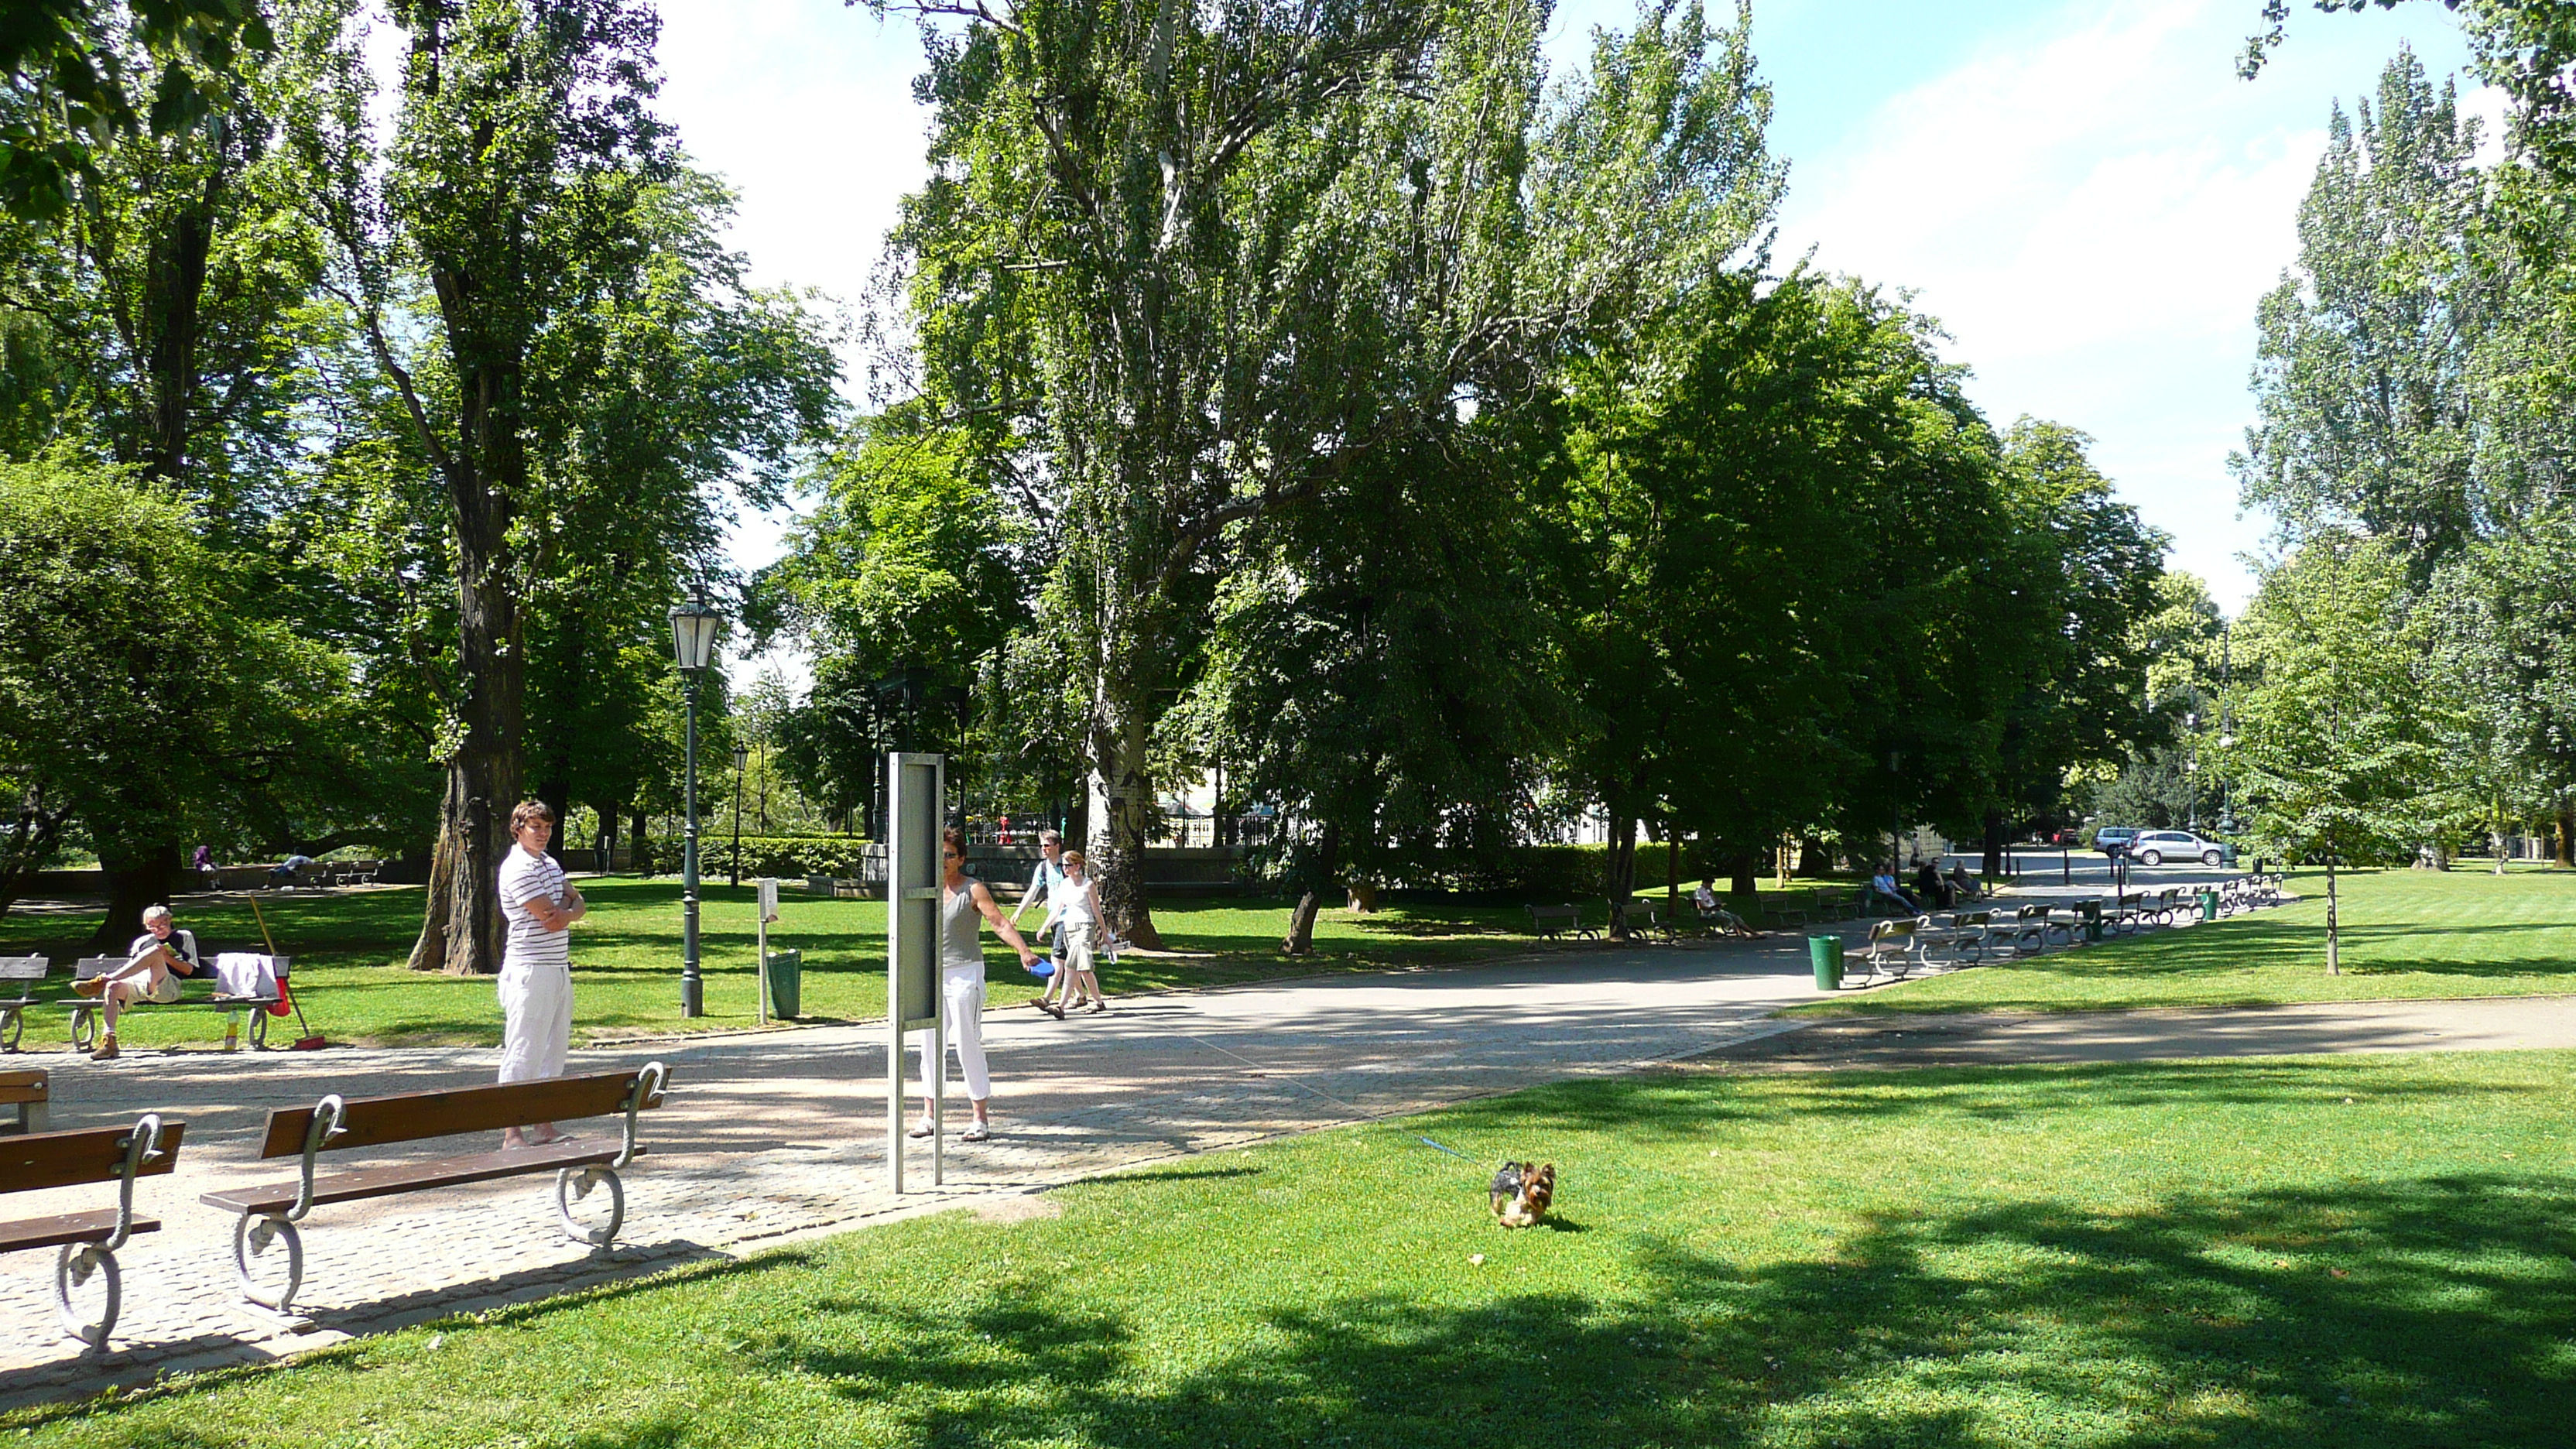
[498,958,571,1083]
[909,966,990,1101]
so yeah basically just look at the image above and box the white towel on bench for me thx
[212,953,279,999]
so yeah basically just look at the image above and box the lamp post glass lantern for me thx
[669,601,722,1017]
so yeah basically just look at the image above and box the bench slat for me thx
[0,956,46,982]
[0,1208,160,1254]
[1,1121,187,1194]
[202,1137,619,1215]
[256,1070,650,1159]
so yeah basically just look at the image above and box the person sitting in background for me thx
[269,853,316,888]
[1692,877,1721,913]
[73,903,204,1060]
[1869,868,1920,914]
[1947,863,1983,903]
[1914,859,1951,909]
[193,844,217,891]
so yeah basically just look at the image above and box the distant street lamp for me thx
[730,742,749,888]
[670,600,722,1019]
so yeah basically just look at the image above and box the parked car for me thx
[2091,826,2140,856]
[2129,830,2235,867]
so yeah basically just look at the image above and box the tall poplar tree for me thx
[880,0,1778,943]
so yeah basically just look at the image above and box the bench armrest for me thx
[615,1061,670,1170]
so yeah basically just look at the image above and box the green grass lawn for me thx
[15,1049,2571,1447]
[0,882,1555,1050]
[1793,865,2576,1017]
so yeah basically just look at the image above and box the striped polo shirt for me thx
[498,847,572,969]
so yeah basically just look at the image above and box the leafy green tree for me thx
[283,0,754,974]
[878,0,1779,944]
[0,0,273,220]
[1191,430,1563,951]
[0,449,311,937]
[1975,420,2170,870]
[2216,533,2446,972]
[2236,49,2489,577]
[0,12,365,933]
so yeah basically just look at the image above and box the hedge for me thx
[635,835,875,881]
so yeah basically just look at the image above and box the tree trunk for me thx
[1728,850,1756,897]
[1666,831,1683,913]
[1605,812,1636,939]
[1283,892,1321,954]
[1796,834,1828,878]
[1283,822,1338,955]
[404,376,526,975]
[537,774,573,872]
[91,843,179,952]
[1980,810,2006,878]
[2324,852,2341,976]
[1090,706,1164,949]
[2556,798,2573,868]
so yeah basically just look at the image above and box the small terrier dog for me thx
[1488,1159,1557,1228]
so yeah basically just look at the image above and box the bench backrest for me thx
[2,1118,185,1195]
[2016,904,2052,921]
[71,957,125,981]
[0,1067,45,1104]
[1868,918,1916,943]
[1527,904,1579,927]
[256,1068,664,1160]
[0,955,45,985]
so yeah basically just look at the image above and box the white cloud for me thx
[1773,0,2481,608]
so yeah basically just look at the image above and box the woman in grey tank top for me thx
[913,827,1042,1142]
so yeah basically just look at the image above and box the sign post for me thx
[885,751,946,1192]
[755,877,781,1025]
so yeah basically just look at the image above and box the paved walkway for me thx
[2,936,1823,1403]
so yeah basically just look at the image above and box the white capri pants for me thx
[909,966,991,1101]
[498,958,572,1083]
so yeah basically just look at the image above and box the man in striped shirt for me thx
[498,800,584,1146]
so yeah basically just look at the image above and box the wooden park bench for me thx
[1855,918,1927,984]
[1694,899,1759,937]
[1525,903,1597,943]
[3,1112,184,1349]
[2,954,45,1052]
[2,1067,47,1133]
[202,1063,670,1314]
[62,955,283,1053]
[1610,899,1677,942]
[1937,909,1996,964]
[1996,903,2058,956]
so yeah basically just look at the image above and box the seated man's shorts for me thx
[140,973,184,1004]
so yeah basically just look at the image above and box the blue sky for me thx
[648,0,2485,675]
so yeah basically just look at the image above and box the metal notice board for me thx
[886,751,945,1191]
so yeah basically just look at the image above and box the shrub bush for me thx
[642,835,875,881]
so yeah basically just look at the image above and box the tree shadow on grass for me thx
[747,1173,2573,1449]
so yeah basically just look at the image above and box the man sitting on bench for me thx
[72,905,205,1060]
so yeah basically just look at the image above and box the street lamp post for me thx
[730,743,748,887]
[669,600,722,1018]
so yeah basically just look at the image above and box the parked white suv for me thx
[2129,831,2233,867]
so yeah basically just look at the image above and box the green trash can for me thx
[766,949,803,1019]
[2081,899,2104,944]
[2197,889,2219,923]
[1808,934,1845,992]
